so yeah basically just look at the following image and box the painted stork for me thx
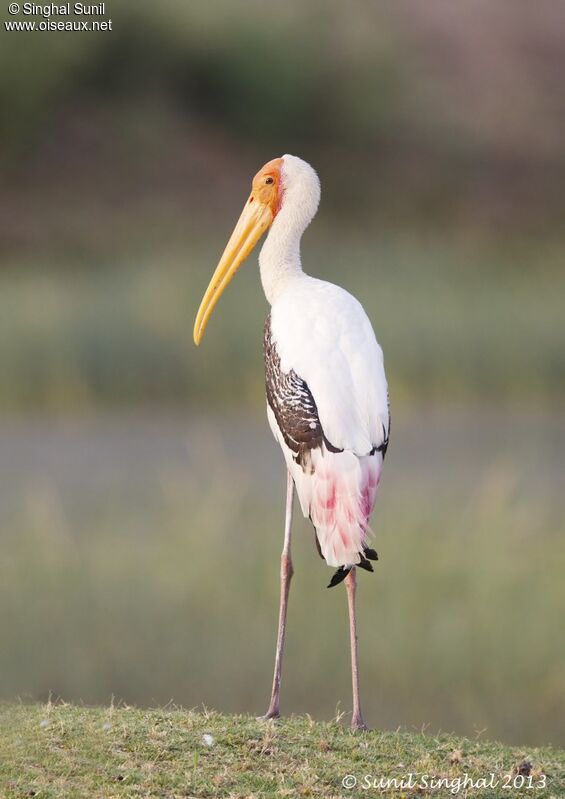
[193,155,389,731]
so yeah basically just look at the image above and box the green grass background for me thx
[1,705,563,798]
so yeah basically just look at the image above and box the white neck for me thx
[258,154,320,306]
[259,209,303,305]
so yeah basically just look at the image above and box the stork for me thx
[194,155,389,731]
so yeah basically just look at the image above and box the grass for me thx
[1,703,563,798]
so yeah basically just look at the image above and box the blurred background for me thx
[1,0,564,748]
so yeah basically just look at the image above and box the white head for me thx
[275,154,321,234]
[194,154,321,343]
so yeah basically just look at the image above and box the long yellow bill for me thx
[193,198,273,345]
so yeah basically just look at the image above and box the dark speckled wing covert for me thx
[264,315,342,470]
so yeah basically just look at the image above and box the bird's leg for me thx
[345,567,368,731]
[262,470,294,720]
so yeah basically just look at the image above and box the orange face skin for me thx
[249,157,283,217]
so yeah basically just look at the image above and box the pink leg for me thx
[345,568,368,731]
[262,471,294,720]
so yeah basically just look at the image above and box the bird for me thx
[193,154,389,731]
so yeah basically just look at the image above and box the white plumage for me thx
[261,156,389,567]
[270,276,388,454]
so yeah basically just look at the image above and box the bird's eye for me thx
[265,177,274,185]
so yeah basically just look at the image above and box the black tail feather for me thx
[327,566,351,588]
[325,547,378,587]
[357,557,374,573]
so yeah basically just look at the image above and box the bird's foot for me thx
[258,707,280,722]
[351,714,369,732]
